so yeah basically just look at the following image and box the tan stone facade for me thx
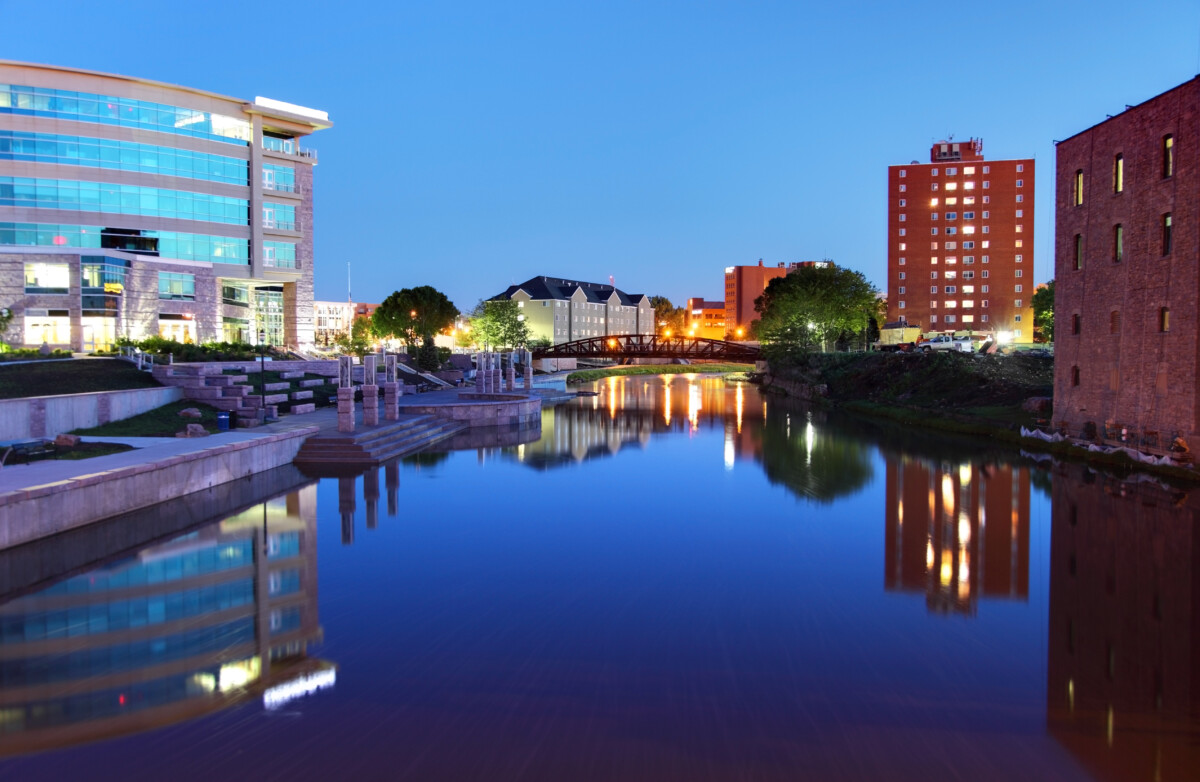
[0,61,331,350]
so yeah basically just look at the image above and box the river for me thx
[0,374,1193,781]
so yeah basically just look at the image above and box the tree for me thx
[470,299,529,350]
[754,265,880,358]
[373,286,459,346]
[416,335,441,371]
[335,315,375,358]
[649,295,687,336]
[0,307,13,349]
[1032,279,1055,343]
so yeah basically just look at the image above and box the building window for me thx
[1015,210,1022,217]
[1071,366,1080,386]
[899,243,906,250]
[899,184,906,192]
[898,228,906,236]
[898,214,906,222]
[1110,311,1120,334]
[1160,307,1170,332]
[932,183,939,191]
[898,272,906,280]
[1014,315,1022,322]
[944,212,955,220]
[982,314,989,322]
[1015,239,1023,247]
[946,167,957,175]
[963,211,974,219]
[898,301,905,309]
[1073,169,1084,206]
[898,199,906,207]
[1163,213,1173,255]
[1015,194,1023,202]
[158,272,195,301]
[964,256,975,264]
[931,212,939,220]
[1163,135,1174,178]
[982,255,989,263]
[899,169,907,177]
[931,315,938,323]
[963,271,975,279]
[1015,284,1023,292]
[1074,234,1083,270]
[1113,154,1123,193]
[982,299,989,307]
[1015,225,1023,233]
[898,287,906,294]
[946,227,958,235]
[1015,254,1023,263]
[963,241,975,249]
[931,271,938,279]
[1015,299,1023,308]
[982,270,989,278]
[930,286,938,294]
[23,262,70,294]
[931,168,938,176]
[1113,224,1123,262]
[1016,179,1024,187]
[1073,313,1081,334]
[1015,269,1024,278]
[982,285,989,293]
[931,228,938,235]
[945,286,957,294]
[899,257,906,265]
[944,315,957,323]
[983,181,990,189]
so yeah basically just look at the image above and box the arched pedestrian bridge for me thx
[532,335,762,362]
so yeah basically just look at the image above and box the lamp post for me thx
[258,329,267,419]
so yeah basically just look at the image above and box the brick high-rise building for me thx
[1054,78,1200,446]
[723,260,794,337]
[886,139,1034,342]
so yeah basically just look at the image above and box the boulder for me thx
[54,433,80,447]
[178,407,203,419]
[175,423,210,438]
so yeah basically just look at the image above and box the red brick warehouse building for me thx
[1054,78,1200,444]
[886,139,1035,342]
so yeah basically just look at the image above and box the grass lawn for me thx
[566,363,754,384]
[72,400,224,437]
[3,440,135,465]
[0,359,161,400]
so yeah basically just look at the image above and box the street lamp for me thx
[258,329,267,420]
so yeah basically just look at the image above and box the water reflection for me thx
[1047,466,1200,781]
[885,457,1030,615]
[0,486,329,758]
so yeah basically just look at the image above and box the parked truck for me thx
[873,321,922,352]
[919,334,976,353]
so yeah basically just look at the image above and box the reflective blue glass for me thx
[159,272,195,300]
[262,202,296,230]
[261,163,296,192]
[263,240,296,268]
[0,223,250,264]
[0,177,248,226]
[0,131,248,185]
[0,84,251,145]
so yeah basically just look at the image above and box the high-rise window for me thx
[1163,135,1174,178]
[1074,234,1083,270]
[1113,224,1123,262]
[1110,311,1120,334]
[1163,213,1173,255]
[1073,169,1084,206]
[1160,307,1171,332]
[1072,313,1081,335]
[1113,154,1123,193]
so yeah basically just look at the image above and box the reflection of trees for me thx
[756,406,873,503]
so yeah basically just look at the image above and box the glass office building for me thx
[0,62,331,350]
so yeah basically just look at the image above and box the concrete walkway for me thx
[0,408,336,496]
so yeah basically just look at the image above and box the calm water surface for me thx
[0,375,1194,781]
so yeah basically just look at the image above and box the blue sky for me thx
[4,0,1199,309]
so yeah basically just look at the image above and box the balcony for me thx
[263,219,299,231]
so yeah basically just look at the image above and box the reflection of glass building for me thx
[0,62,331,350]
[0,487,326,757]
[884,458,1029,615]
[1047,468,1200,782]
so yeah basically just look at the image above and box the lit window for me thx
[945,300,957,308]
[899,243,906,250]
[945,270,957,280]
[931,256,938,264]
[963,300,974,308]
[947,197,959,205]
[945,256,957,264]
[1163,213,1173,255]
[962,315,974,323]
[982,241,990,248]
[963,226,975,234]
[963,285,974,293]
[1160,307,1170,332]
[1113,154,1123,193]
[1015,299,1023,308]
[1073,169,1083,205]
[959,197,970,205]
[1015,254,1023,263]
[930,198,939,207]
[964,181,975,190]
[964,166,975,175]
[946,182,958,191]
[1163,136,1174,178]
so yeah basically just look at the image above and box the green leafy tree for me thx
[373,286,459,346]
[754,265,880,358]
[1032,279,1055,343]
[336,315,375,358]
[470,299,530,350]
[416,335,441,371]
[0,307,13,350]
[649,295,687,336]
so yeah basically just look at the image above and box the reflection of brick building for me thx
[884,458,1029,615]
[0,486,327,757]
[1047,467,1200,782]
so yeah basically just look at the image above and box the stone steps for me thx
[293,416,467,466]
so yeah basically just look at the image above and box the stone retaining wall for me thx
[397,395,541,428]
[0,387,184,440]
[0,426,317,549]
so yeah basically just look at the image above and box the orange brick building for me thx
[1054,78,1200,445]
[723,261,794,337]
[886,139,1035,341]
[685,297,725,339]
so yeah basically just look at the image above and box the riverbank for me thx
[760,351,1200,483]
